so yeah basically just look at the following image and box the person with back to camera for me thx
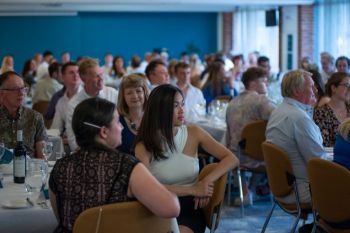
[135,84,238,233]
[49,97,180,233]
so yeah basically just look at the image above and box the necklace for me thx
[128,118,138,131]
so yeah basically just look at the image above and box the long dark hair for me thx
[135,84,184,161]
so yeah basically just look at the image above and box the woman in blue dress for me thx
[116,73,149,155]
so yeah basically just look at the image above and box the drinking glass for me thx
[0,141,5,162]
[26,159,46,193]
[42,141,54,161]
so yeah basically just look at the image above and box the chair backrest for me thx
[239,120,267,161]
[32,100,49,115]
[308,158,350,223]
[32,100,51,128]
[262,142,294,198]
[73,201,172,233]
[199,163,228,230]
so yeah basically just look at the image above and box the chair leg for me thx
[311,209,317,233]
[290,211,301,233]
[210,212,218,233]
[227,170,232,205]
[237,168,244,217]
[261,201,276,233]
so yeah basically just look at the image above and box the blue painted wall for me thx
[0,12,218,72]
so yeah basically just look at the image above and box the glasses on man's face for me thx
[338,83,350,89]
[0,87,29,94]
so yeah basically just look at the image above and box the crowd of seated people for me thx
[1,49,350,233]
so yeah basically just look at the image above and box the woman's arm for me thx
[193,125,238,183]
[135,142,214,197]
[49,188,59,221]
[127,163,180,218]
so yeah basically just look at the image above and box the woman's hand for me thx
[194,197,210,209]
[193,179,214,197]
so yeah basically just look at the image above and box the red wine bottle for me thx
[13,130,26,184]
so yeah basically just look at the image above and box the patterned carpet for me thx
[205,198,313,233]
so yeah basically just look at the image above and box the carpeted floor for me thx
[206,198,313,233]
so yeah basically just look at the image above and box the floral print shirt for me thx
[0,105,46,156]
[313,103,350,147]
[226,90,276,153]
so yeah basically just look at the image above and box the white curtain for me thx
[233,9,279,73]
[315,0,350,60]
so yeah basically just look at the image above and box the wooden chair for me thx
[199,163,228,233]
[73,201,173,233]
[32,100,51,128]
[308,158,350,233]
[214,95,232,102]
[261,142,312,233]
[228,120,267,216]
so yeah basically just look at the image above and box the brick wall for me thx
[222,12,233,54]
[298,5,314,66]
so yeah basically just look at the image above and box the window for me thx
[232,9,279,73]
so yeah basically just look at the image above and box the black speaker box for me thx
[266,9,278,27]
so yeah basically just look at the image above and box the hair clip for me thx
[83,122,102,129]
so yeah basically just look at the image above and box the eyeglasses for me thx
[0,87,29,94]
[338,83,350,89]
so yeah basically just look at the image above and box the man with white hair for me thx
[65,57,118,151]
[320,52,336,84]
[266,69,326,205]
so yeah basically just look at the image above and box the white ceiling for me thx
[0,0,315,13]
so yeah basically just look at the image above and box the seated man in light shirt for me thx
[266,69,327,205]
[51,62,81,141]
[226,67,276,205]
[0,71,46,158]
[175,62,205,120]
[65,57,118,151]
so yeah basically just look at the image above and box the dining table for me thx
[188,115,227,145]
[0,174,57,233]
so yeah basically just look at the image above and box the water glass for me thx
[42,141,54,161]
[26,159,46,192]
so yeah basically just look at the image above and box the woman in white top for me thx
[135,84,238,233]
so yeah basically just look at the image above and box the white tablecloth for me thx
[189,116,227,145]
[0,175,57,233]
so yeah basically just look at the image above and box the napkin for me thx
[0,146,13,164]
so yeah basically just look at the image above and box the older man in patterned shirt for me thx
[0,71,46,158]
[226,67,276,205]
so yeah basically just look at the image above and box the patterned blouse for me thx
[313,104,350,147]
[49,144,139,233]
[0,105,46,156]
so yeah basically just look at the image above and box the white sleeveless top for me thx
[149,125,199,186]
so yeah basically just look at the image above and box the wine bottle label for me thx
[14,157,26,177]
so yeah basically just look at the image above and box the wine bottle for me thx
[13,130,26,184]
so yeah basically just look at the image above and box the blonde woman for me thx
[116,73,149,155]
[334,118,350,170]
[0,55,14,74]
